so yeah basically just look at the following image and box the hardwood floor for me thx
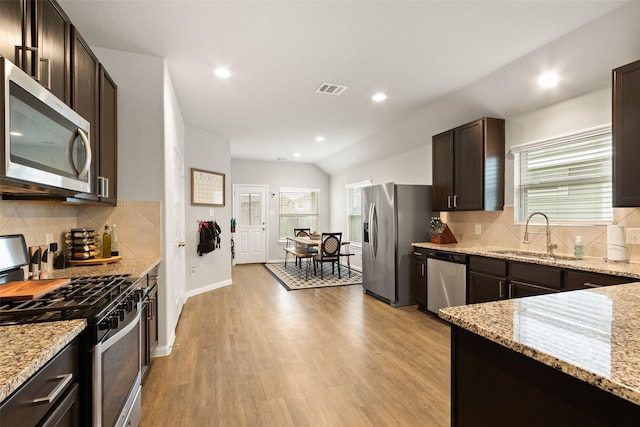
[140,264,451,426]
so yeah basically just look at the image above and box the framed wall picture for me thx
[191,168,225,206]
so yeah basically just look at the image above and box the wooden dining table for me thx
[284,236,353,280]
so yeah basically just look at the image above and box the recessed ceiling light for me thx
[214,67,232,79]
[293,152,301,158]
[537,72,559,88]
[371,92,387,102]
[315,136,325,142]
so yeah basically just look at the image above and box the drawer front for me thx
[469,256,507,277]
[412,249,428,262]
[1,341,78,427]
[509,262,562,289]
[565,270,635,291]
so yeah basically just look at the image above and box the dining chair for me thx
[293,228,317,267]
[313,232,342,279]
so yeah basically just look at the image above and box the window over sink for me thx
[512,125,613,225]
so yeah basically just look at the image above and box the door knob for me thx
[178,242,185,247]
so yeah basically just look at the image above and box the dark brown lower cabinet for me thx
[0,340,79,427]
[468,256,508,303]
[451,326,640,427]
[410,249,427,310]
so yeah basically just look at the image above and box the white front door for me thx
[233,184,267,264]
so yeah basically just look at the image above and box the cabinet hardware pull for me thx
[24,46,40,81]
[499,281,504,299]
[33,373,73,404]
[421,264,425,276]
[583,282,601,288]
[40,57,51,89]
[508,284,513,299]
[413,252,422,256]
[447,195,452,209]
[147,297,155,320]
[453,195,458,208]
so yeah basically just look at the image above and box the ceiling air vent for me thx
[316,82,348,96]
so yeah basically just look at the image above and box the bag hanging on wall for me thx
[197,220,222,256]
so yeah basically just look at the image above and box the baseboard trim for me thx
[185,278,233,299]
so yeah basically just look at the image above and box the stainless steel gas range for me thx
[0,234,142,427]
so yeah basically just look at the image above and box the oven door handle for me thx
[99,304,141,351]
[33,373,73,404]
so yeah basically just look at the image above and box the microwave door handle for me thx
[75,128,92,179]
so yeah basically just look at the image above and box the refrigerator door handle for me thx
[371,203,378,258]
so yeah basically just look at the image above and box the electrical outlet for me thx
[190,266,197,276]
[475,224,482,235]
[626,228,640,245]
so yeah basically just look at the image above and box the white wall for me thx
[185,125,232,295]
[329,145,430,270]
[92,47,183,355]
[504,86,611,205]
[92,48,165,202]
[230,159,330,262]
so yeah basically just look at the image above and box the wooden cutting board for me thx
[69,255,122,266]
[0,278,72,301]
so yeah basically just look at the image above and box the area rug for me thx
[264,262,363,291]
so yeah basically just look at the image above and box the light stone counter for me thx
[0,319,86,402]
[411,242,640,279]
[440,283,640,406]
[48,257,162,282]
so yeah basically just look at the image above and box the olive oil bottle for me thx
[102,224,111,258]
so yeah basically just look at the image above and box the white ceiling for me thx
[58,0,627,167]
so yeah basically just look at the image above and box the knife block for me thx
[431,225,457,244]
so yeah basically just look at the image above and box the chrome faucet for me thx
[523,212,557,257]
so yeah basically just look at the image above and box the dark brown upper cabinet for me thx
[98,65,117,205]
[432,117,505,211]
[613,59,640,207]
[0,0,70,104]
[0,1,25,66]
[71,25,99,200]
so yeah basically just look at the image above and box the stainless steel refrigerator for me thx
[362,183,433,306]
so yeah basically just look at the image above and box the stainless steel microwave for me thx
[0,57,91,195]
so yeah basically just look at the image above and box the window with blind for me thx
[513,125,613,224]
[279,188,319,238]
[346,181,369,245]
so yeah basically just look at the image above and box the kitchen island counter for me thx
[441,283,640,425]
[0,319,86,403]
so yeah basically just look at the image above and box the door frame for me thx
[232,184,269,264]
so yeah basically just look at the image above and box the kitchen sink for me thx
[488,249,581,262]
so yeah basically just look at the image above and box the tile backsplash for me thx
[0,200,161,260]
[442,206,640,262]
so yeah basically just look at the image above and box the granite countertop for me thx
[48,257,161,282]
[440,283,640,405]
[411,242,640,279]
[0,258,160,404]
[0,319,86,402]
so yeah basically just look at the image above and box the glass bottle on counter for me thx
[102,224,111,258]
[111,224,119,256]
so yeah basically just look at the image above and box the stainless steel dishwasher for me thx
[426,250,468,315]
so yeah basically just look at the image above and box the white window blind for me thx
[279,188,319,238]
[512,126,612,224]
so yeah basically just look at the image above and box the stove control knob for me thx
[108,315,119,329]
[117,309,126,321]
